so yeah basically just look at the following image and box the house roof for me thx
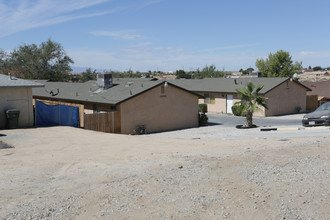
[169,77,311,94]
[301,80,330,98]
[32,78,202,105]
[0,74,44,88]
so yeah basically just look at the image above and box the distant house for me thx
[33,75,202,134]
[0,74,44,129]
[171,77,311,116]
[298,71,330,81]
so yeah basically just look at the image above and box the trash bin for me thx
[5,109,20,129]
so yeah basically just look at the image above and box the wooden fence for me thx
[84,112,121,133]
[306,95,318,112]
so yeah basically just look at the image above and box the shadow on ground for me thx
[0,140,14,149]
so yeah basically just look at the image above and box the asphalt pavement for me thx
[207,113,305,128]
[148,113,330,140]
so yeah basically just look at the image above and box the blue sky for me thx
[1,0,330,72]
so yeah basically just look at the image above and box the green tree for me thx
[0,50,10,74]
[255,50,302,77]
[239,67,254,75]
[175,69,191,79]
[312,66,322,71]
[233,82,268,128]
[9,39,73,81]
[106,69,142,78]
[80,68,98,82]
[194,64,225,79]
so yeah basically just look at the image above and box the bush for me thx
[199,104,207,113]
[232,105,242,116]
[198,113,208,126]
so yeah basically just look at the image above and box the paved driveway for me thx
[207,113,304,128]
[148,113,330,140]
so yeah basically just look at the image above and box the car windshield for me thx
[316,103,330,111]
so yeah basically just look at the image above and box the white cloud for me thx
[200,44,258,53]
[298,51,316,56]
[0,0,116,37]
[90,30,142,40]
[0,0,163,37]
[295,50,330,60]
[294,50,330,67]
[68,44,260,72]
[128,42,153,48]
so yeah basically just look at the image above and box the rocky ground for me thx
[0,127,329,219]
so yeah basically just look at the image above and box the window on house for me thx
[204,93,215,104]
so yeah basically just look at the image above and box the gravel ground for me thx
[0,127,329,219]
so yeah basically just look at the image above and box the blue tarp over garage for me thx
[36,101,79,127]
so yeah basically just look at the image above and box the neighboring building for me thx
[33,75,202,134]
[171,77,311,116]
[0,74,44,129]
[301,80,330,104]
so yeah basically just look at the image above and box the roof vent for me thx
[8,73,16,80]
[125,82,134,87]
[97,73,113,89]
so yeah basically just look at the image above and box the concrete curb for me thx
[301,126,330,130]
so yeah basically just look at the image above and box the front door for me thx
[226,95,233,114]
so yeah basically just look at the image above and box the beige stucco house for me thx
[33,76,202,134]
[0,74,44,129]
[171,77,311,116]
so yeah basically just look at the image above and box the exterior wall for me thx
[196,81,307,117]
[120,84,199,134]
[83,103,118,114]
[198,92,240,114]
[0,88,34,129]
[264,80,307,116]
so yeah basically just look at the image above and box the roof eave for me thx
[0,85,45,88]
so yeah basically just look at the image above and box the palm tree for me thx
[234,82,268,127]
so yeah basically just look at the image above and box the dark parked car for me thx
[302,102,330,127]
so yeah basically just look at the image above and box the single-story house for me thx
[301,80,330,105]
[0,74,44,129]
[33,75,202,134]
[171,77,311,116]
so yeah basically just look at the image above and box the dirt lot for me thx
[0,127,329,219]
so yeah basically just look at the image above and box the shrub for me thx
[199,104,207,113]
[232,104,242,116]
[198,113,208,126]
[296,106,302,113]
